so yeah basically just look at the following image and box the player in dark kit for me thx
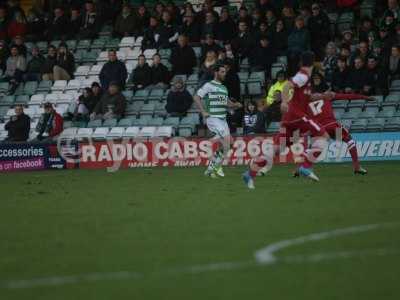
[243,52,333,189]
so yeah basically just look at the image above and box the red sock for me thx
[348,141,360,171]
[249,158,267,178]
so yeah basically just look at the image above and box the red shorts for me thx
[274,116,326,147]
[323,121,351,143]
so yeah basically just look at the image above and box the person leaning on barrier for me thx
[90,82,126,120]
[4,105,30,142]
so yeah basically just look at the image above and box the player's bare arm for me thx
[281,81,294,113]
[193,95,209,118]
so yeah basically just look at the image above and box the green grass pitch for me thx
[1,162,400,300]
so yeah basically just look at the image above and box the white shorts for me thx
[206,117,230,138]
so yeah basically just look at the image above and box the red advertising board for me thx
[78,136,296,169]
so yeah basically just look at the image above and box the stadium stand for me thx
[0,0,400,141]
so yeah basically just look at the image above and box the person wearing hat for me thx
[341,29,355,49]
[23,46,45,81]
[35,102,63,142]
[53,42,75,81]
[91,82,126,121]
[165,76,193,116]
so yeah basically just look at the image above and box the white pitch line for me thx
[255,223,398,264]
[1,223,398,289]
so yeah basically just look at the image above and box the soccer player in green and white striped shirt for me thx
[194,64,242,178]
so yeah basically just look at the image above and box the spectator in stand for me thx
[35,102,63,142]
[264,70,287,125]
[281,5,295,32]
[288,16,310,74]
[311,72,329,93]
[99,49,128,90]
[78,0,101,39]
[331,56,350,93]
[299,4,311,25]
[165,76,193,116]
[179,13,201,44]
[53,43,75,81]
[341,29,356,49]
[271,19,288,56]
[113,3,137,38]
[0,40,9,72]
[366,55,389,95]
[340,44,352,65]
[322,42,338,83]
[253,22,270,44]
[7,0,25,21]
[243,101,266,135]
[149,53,170,89]
[7,10,27,39]
[41,45,57,81]
[4,105,30,142]
[308,2,330,60]
[13,35,26,57]
[45,6,69,41]
[378,26,394,57]
[153,2,165,20]
[238,6,252,29]
[231,21,255,62]
[200,10,217,41]
[387,45,400,80]
[136,5,150,36]
[158,10,179,49]
[170,34,197,76]
[265,9,277,28]
[351,41,370,64]
[249,36,276,76]
[223,59,240,102]
[384,0,400,20]
[91,82,126,120]
[359,17,376,42]
[25,8,45,41]
[256,0,275,15]
[23,46,44,81]
[381,11,396,33]
[142,16,161,50]
[199,49,218,85]
[0,6,8,41]
[129,54,152,91]
[71,87,96,120]
[215,7,237,43]
[346,57,370,94]
[69,7,82,39]
[251,9,263,30]
[91,82,103,105]
[2,45,26,94]
[201,34,222,60]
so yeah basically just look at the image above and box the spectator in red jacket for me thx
[7,11,27,39]
[35,102,63,142]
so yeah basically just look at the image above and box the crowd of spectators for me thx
[1,0,400,141]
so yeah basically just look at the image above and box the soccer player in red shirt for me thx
[301,91,372,175]
[243,52,332,189]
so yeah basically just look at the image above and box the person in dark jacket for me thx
[215,7,237,43]
[231,21,255,61]
[91,82,103,107]
[113,3,137,38]
[69,7,82,39]
[243,101,266,135]
[271,19,288,56]
[308,3,331,60]
[128,54,152,91]
[288,16,310,74]
[142,16,161,50]
[54,43,75,80]
[0,40,9,73]
[158,10,179,49]
[71,87,97,120]
[346,57,370,94]
[99,49,128,90]
[179,13,201,44]
[331,56,350,93]
[366,55,389,95]
[149,53,170,89]
[201,34,222,61]
[91,82,127,120]
[165,77,193,116]
[170,34,197,75]
[23,46,44,81]
[41,45,57,81]
[45,6,69,40]
[223,59,241,101]
[4,105,30,142]
[249,37,276,76]
[77,0,101,39]
[311,71,329,93]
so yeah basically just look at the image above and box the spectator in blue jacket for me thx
[99,49,128,90]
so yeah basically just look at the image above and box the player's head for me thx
[213,64,227,82]
[300,51,315,68]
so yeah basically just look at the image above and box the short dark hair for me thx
[213,63,225,73]
[300,51,315,67]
